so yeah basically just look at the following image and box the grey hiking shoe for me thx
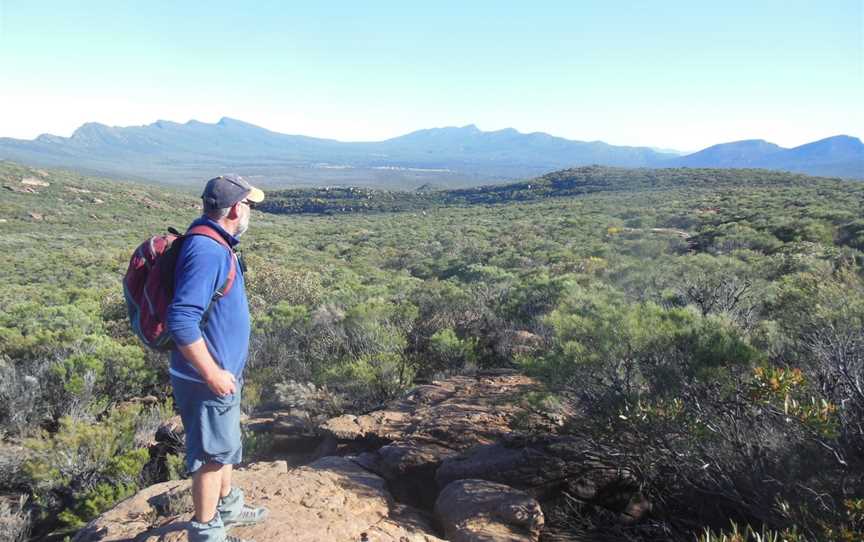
[189,511,258,542]
[223,506,268,528]
[218,487,269,528]
[188,513,236,542]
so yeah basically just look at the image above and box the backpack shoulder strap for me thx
[186,224,230,247]
[185,224,237,297]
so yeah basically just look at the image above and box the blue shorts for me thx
[171,375,242,474]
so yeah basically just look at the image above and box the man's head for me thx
[201,175,265,237]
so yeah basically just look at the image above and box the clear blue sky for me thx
[1,0,861,150]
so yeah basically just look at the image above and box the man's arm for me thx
[167,237,236,396]
[176,339,236,396]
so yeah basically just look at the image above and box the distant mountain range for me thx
[674,136,863,179]
[0,118,860,188]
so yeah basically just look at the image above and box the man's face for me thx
[235,200,251,237]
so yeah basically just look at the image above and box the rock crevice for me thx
[76,371,646,541]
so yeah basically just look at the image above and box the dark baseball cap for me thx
[201,174,265,211]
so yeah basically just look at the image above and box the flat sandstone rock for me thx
[435,479,544,542]
[73,458,444,542]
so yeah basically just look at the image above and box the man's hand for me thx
[205,369,237,397]
[175,338,236,396]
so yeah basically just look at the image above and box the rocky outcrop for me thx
[320,371,557,449]
[436,436,651,522]
[64,185,92,194]
[435,479,544,542]
[3,175,50,194]
[74,458,444,542]
[78,372,649,541]
[326,371,559,510]
[356,441,457,509]
[244,379,346,461]
[4,184,37,194]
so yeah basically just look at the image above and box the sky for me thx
[0,1,861,151]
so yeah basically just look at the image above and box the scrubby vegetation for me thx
[1,160,863,540]
[259,166,839,215]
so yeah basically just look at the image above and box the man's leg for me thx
[193,462,226,523]
[220,463,233,499]
[218,462,268,528]
[173,377,248,540]
[189,462,232,542]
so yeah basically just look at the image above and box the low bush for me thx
[22,403,161,534]
[530,269,864,540]
[0,496,30,542]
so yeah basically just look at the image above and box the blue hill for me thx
[0,119,860,186]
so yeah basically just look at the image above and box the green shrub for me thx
[697,522,802,542]
[535,282,760,407]
[324,352,413,408]
[22,405,154,531]
[164,454,186,481]
[427,328,478,374]
[57,480,139,529]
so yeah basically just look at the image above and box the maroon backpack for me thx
[123,225,237,351]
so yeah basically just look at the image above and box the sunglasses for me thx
[238,199,257,210]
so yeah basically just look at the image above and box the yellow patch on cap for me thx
[246,186,265,203]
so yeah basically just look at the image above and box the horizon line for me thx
[5,115,862,154]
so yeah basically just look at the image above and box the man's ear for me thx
[227,202,241,220]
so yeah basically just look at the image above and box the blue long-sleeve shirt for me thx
[167,216,250,383]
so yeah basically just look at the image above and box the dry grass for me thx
[0,495,30,542]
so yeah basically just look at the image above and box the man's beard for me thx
[235,209,250,237]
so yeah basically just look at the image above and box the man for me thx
[167,174,267,542]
